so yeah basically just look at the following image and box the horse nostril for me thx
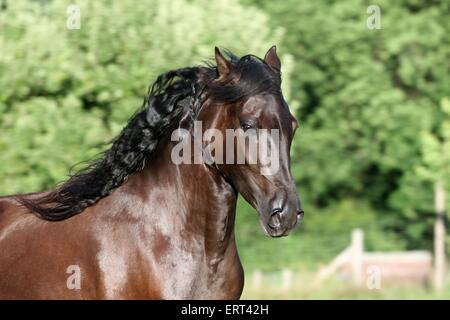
[297,210,305,221]
[268,208,282,229]
[270,208,283,216]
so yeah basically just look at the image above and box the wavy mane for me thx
[18,51,280,221]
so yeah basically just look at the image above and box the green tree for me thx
[245,0,450,250]
[0,0,291,194]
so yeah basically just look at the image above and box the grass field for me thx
[240,271,450,300]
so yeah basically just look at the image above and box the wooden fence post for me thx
[351,229,364,286]
[281,268,293,291]
[434,181,446,293]
[252,269,263,290]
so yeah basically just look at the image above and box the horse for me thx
[0,46,303,299]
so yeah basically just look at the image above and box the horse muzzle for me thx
[260,199,304,237]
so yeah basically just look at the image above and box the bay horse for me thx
[0,46,303,299]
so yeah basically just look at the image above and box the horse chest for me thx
[95,234,243,299]
[147,240,243,299]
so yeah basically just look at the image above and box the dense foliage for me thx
[240,0,450,268]
[0,0,290,193]
[1,0,449,270]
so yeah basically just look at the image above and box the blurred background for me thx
[1,0,449,299]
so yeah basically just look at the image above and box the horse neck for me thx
[121,131,238,252]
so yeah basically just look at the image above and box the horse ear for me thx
[215,47,232,78]
[264,45,281,72]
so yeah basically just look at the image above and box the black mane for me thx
[19,51,281,221]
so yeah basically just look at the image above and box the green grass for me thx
[240,271,450,300]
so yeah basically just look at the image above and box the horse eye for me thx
[241,122,254,131]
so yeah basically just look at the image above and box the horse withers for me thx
[0,46,303,299]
